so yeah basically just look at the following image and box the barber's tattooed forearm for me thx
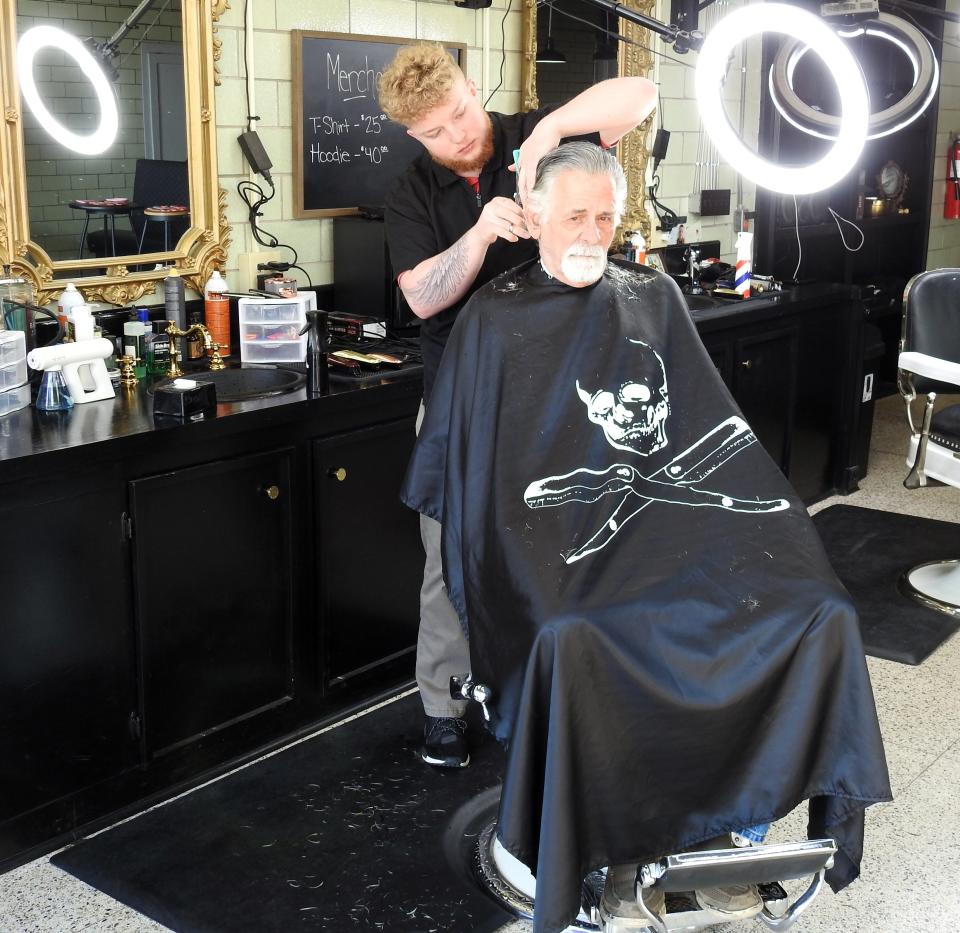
[409,239,470,309]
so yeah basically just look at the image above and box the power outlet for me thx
[238,250,281,290]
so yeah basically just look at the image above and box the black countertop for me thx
[0,365,424,483]
[686,282,856,331]
[0,282,858,483]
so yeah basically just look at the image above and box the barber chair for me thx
[897,267,960,616]
[453,677,838,933]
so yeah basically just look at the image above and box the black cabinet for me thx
[733,327,798,474]
[0,478,137,822]
[698,295,856,502]
[0,379,424,869]
[129,449,296,757]
[703,325,799,475]
[314,418,421,689]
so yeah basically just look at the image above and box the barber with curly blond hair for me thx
[378,43,656,770]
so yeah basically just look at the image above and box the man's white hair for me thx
[525,141,627,222]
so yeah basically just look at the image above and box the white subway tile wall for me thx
[648,0,761,263]
[926,0,960,270]
[213,0,960,289]
[215,0,522,288]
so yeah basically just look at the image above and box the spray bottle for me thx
[300,309,329,396]
[203,269,230,356]
[163,268,186,330]
[57,283,84,341]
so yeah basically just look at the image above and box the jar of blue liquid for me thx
[36,366,73,411]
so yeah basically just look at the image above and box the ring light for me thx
[769,13,939,141]
[695,3,869,194]
[17,25,119,155]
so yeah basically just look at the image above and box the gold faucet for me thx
[116,354,139,387]
[165,321,226,377]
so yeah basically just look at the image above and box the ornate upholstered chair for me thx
[897,267,960,614]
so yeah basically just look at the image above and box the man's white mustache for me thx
[566,246,606,259]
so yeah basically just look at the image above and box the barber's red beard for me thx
[431,113,494,175]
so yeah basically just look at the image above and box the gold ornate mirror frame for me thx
[0,0,231,305]
[521,0,655,240]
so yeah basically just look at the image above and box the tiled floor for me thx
[2,395,959,933]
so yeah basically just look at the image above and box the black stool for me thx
[138,208,190,253]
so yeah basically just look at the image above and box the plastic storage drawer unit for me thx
[238,293,317,364]
[0,330,29,415]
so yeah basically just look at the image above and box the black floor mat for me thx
[813,504,960,665]
[52,693,512,932]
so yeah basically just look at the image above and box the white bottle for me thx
[203,269,230,356]
[57,283,84,342]
[72,306,94,341]
[71,306,97,390]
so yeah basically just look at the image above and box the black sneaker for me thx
[421,716,470,768]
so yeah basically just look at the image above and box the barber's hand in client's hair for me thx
[511,123,560,207]
[473,196,530,246]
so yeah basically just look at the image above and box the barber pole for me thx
[735,231,753,298]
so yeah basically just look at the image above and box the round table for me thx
[68,201,140,259]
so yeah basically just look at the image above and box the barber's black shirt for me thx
[386,107,596,403]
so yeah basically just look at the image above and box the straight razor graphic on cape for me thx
[524,415,789,564]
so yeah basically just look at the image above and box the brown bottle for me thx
[186,310,204,361]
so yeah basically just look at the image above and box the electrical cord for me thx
[828,207,865,252]
[792,194,802,282]
[2,301,63,344]
[236,178,313,287]
[648,173,680,232]
[243,0,256,132]
[484,0,514,107]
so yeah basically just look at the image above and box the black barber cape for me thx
[401,260,892,933]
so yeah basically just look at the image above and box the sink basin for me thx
[152,366,305,401]
[683,293,722,311]
[684,292,775,312]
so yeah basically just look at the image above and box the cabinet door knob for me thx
[328,467,347,482]
[263,484,280,500]
[741,359,753,369]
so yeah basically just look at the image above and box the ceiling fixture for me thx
[17,25,119,156]
[768,12,939,141]
[537,3,567,64]
[695,3,869,194]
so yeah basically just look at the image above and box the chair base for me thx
[473,822,821,932]
[905,436,955,488]
[898,559,960,617]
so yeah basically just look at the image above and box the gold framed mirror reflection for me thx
[0,0,230,305]
[521,0,656,240]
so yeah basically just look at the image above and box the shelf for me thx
[773,213,921,237]
[859,213,922,227]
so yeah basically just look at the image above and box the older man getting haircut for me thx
[402,141,890,933]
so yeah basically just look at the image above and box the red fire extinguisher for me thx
[945,136,960,220]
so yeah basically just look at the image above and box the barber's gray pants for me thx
[416,402,469,718]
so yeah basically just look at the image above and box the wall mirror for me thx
[0,0,230,305]
[521,0,656,239]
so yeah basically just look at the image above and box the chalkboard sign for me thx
[292,32,466,218]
